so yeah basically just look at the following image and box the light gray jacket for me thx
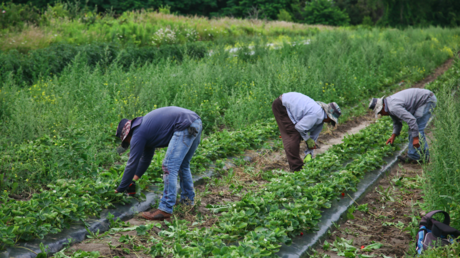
[385,88,434,138]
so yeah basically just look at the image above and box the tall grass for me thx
[0,27,459,192]
[423,58,460,229]
[0,10,324,53]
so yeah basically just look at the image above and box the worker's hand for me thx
[306,138,316,149]
[115,190,119,193]
[413,136,420,148]
[386,134,396,145]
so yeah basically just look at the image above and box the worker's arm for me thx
[391,106,419,138]
[134,147,155,179]
[304,122,323,157]
[116,136,146,193]
[390,115,403,137]
[295,115,321,141]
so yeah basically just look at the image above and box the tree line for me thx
[4,0,460,27]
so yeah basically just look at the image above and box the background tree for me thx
[303,0,350,26]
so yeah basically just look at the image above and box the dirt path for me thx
[311,162,425,258]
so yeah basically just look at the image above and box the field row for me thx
[59,117,408,258]
[0,27,459,251]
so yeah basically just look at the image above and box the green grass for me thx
[423,57,460,230]
[1,9,322,53]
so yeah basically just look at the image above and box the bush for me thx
[277,9,293,22]
[0,2,41,30]
[304,0,350,26]
[0,41,209,86]
[362,16,373,26]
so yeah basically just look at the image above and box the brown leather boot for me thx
[141,209,172,221]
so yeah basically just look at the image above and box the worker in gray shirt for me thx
[272,92,342,171]
[369,88,437,163]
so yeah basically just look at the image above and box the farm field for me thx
[55,56,460,258]
[1,21,460,256]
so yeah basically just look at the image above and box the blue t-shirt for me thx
[117,107,200,192]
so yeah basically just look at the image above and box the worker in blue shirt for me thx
[272,92,341,171]
[115,106,202,220]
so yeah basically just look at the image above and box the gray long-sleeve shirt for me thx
[281,92,326,142]
[385,88,434,138]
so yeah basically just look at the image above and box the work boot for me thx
[397,155,419,164]
[142,209,172,221]
[125,181,136,196]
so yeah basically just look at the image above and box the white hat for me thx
[368,96,385,118]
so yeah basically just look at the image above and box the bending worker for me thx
[115,106,202,221]
[369,88,437,164]
[272,92,342,172]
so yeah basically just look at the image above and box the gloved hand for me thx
[386,134,396,145]
[306,138,316,149]
[413,136,420,148]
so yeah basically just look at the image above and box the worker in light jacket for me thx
[114,106,202,220]
[369,88,437,164]
[272,92,342,172]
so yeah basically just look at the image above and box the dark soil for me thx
[314,162,424,258]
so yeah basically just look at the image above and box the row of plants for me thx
[166,117,407,257]
[63,116,408,258]
[0,119,280,251]
[0,3,320,53]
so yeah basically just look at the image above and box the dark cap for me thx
[116,118,129,140]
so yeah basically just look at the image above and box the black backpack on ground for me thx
[416,210,460,254]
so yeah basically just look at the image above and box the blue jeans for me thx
[158,119,202,214]
[408,96,437,160]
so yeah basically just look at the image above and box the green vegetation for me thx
[423,58,460,230]
[419,240,460,257]
[7,0,460,27]
[304,0,350,26]
[0,5,321,53]
[65,117,407,257]
[0,22,459,252]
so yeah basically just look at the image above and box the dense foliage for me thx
[424,58,460,230]
[0,7,318,53]
[5,0,460,26]
[0,41,209,85]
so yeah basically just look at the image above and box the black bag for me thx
[416,210,460,254]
